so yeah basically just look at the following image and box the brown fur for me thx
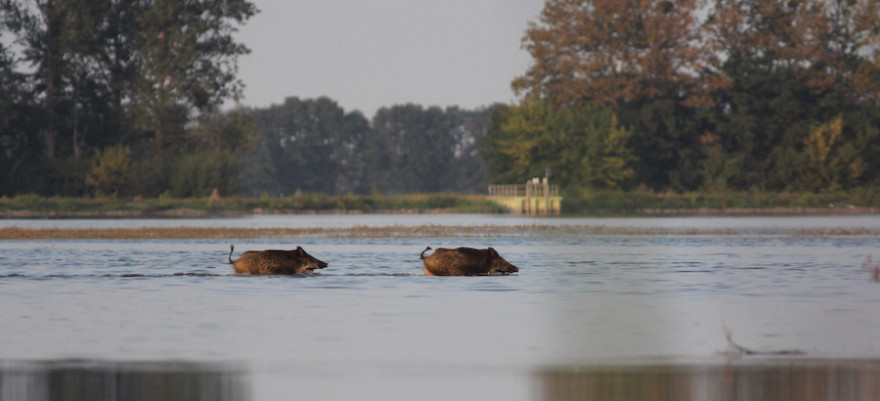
[419,246,518,276]
[228,244,328,275]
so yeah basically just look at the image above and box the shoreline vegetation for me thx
[2,191,879,240]
[2,225,879,241]
[1,191,879,219]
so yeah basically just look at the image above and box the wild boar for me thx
[228,244,328,275]
[419,246,519,276]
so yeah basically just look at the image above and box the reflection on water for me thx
[538,359,880,401]
[3,216,880,400]
[0,360,249,401]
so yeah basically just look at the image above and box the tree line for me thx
[0,0,257,197]
[493,0,880,194]
[3,0,880,199]
[0,0,495,198]
[239,98,493,197]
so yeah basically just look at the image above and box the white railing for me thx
[488,181,558,198]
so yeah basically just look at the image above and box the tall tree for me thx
[513,0,880,192]
[335,109,372,194]
[3,0,256,196]
[367,104,457,194]
[700,0,880,191]
[514,0,712,190]
[0,1,40,195]
[250,97,369,196]
[514,0,712,109]
[444,106,495,193]
[482,101,635,191]
[12,0,135,161]
[706,0,880,103]
[130,0,256,147]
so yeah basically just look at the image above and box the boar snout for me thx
[488,247,519,275]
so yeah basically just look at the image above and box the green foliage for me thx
[698,58,880,192]
[129,0,257,147]
[85,144,133,196]
[243,99,494,197]
[0,193,504,214]
[6,190,880,216]
[248,96,370,196]
[0,0,256,197]
[482,101,636,191]
[621,97,702,191]
[5,0,880,198]
[508,0,880,194]
[128,151,174,198]
[43,156,91,196]
[368,104,457,193]
[169,148,241,197]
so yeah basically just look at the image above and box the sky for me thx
[233,0,545,118]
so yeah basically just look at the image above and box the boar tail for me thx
[420,246,432,260]
[228,244,235,264]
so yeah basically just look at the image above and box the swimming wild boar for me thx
[228,244,328,275]
[420,246,519,276]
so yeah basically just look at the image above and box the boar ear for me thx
[488,247,498,257]
[297,246,305,255]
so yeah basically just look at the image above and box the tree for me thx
[699,0,880,191]
[0,0,43,195]
[335,109,372,194]
[444,106,496,193]
[239,136,279,197]
[2,0,256,196]
[250,97,369,196]
[482,101,635,191]
[169,147,241,197]
[514,0,712,109]
[367,104,457,194]
[514,0,712,190]
[705,0,880,103]
[11,0,136,162]
[162,107,255,197]
[85,144,133,196]
[514,0,880,192]
[129,0,257,147]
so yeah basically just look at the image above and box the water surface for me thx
[2,215,879,400]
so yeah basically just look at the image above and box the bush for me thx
[85,145,134,196]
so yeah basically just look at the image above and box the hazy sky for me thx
[233,0,544,117]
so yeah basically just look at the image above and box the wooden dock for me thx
[488,178,561,215]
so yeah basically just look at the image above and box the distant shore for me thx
[2,206,878,219]
[1,191,878,218]
[0,208,467,219]
[3,223,879,240]
[636,206,879,216]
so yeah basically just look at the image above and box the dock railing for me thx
[488,184,526,197]
[488,178,561,215]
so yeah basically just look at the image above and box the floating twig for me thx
[723,325,806,356]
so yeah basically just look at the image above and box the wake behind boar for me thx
[420,246,519,276]
[228,244,328,275]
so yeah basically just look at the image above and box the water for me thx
[2,215,880,400]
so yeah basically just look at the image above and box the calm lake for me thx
[1,214,880,400]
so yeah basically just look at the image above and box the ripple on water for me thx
[2,223,880,401]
